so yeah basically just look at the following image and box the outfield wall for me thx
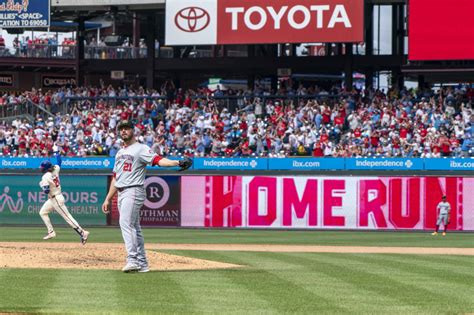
[0,175,107,225]
[1,174,473,231]
[180,176,474,231]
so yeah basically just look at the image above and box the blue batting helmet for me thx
[40,160,52,172]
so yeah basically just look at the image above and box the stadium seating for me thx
[0,85,472,158]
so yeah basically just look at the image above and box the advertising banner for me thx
[166,0,364,45]
[141,176,181,226]
[0,158,40,169]
[409,0,474,60]
[109,176,181,226]
[181,176,474,231]
[0,175,107,225]
[42,76,76,88]
[345,158,424,170]
[0,73,14,87]
[269,158,344,170]
[424,158,474,171]
[60,158,113,169]
[0,0,50,28]
[193,157,267,170]
[1,157,472,171]
[0,157,114,169]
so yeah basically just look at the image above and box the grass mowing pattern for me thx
[1,251,472,314]
[163,250,474,314]
[0,227,473,314]
[1,227,473,247]
[0,269,59,313]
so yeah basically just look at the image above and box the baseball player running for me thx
[101,120,192,273]
[431,195,451,236]
[39,151,90,244]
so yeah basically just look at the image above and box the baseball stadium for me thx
[0,0,473,314]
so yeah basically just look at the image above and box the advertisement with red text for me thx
[181,176,474,231]
[166,0,364,45]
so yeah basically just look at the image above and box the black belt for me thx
[117,185,143,192]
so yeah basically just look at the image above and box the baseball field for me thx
[0,227,473,314]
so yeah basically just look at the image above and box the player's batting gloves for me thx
[178,157,193,171]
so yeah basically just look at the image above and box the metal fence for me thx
[59,94,343,114]
[0,45,76,59]
[0,100,53,121]
[0,45,144,60]
[85,46,147,59]
[2,94,465,120]
[0,45,259,60]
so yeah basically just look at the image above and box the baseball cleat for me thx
[442,232,446,236]
[138,267,150,273]
[43,231,56,240]
[81,230,90,245]
[431,232,438,236]
[122,263,140,273]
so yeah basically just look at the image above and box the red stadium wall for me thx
[409,0,474,60]
[181,176,474,230]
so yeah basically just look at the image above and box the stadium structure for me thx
[0,0,472,92]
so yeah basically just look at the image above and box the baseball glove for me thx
[178,157,193,171]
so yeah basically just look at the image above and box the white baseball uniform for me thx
[113,142,161,269]
[39,165,85,234]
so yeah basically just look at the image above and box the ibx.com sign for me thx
[166,0,363,45]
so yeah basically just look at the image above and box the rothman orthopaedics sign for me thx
[165,0,364,45]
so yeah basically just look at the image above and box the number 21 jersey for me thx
[113,142,157,188]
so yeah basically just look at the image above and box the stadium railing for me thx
[0,45,76,59]
[61,94,345,114]
[0,100,52,121]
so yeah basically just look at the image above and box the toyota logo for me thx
[175,7,210,33]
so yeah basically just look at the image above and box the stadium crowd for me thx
[0,83,472,158]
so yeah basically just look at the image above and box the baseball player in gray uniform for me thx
[431,195,451,236]
[101,120,192,273]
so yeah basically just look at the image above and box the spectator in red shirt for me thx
[320,129,329,143]
[312,141,324,157]
[334,113,345,129]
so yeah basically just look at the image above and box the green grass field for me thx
[0,227,473,314]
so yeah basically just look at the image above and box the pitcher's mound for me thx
[0,242,241,271]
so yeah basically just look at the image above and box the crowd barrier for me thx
[0,157,473,171]
[1,174,473,231]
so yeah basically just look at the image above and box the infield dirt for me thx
[0,242,472,271]
[0,242,240,271]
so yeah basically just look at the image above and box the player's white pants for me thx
[118,186,148,268]
[39,194,83,233]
